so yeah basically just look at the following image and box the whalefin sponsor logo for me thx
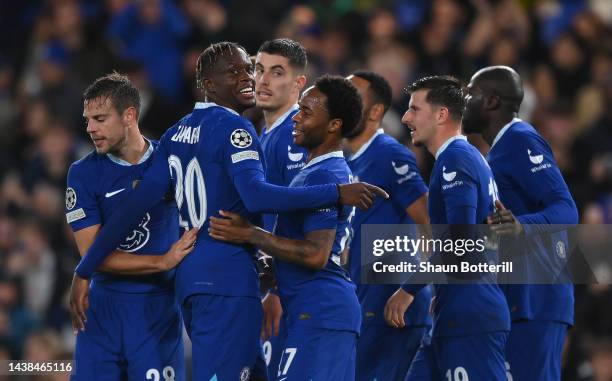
[528,149,552,172]
[288,145,304,162]
[391,161,410,175]
[442,166,456,182]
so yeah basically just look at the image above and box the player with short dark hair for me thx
[69,43,386,380]
[254,38,309,379]
[67,73,197,380]
[344,70,432,381]
[209,75,363,380]
[400,76,511,380]
[463,65,578,381]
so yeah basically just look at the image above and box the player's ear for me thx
[202,78,216,95]
[484,94,500,110]
[437,107,450,124]
[294,75,307,93]
[123,106,138,125]
[328,118,342,134]
[369,103,385,122]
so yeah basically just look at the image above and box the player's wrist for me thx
[157,255,170,271]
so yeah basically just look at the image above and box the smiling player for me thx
[210,75,363,381]
[69,43,386,380]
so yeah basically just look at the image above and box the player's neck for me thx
[307,141,342,163]
[428,125,461,157]
[345,124,380,154]
[263,102,296,132]
[484,113,517,146]
[116,130,147,165]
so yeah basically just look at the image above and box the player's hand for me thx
[384,288,414,328]
[209,210,254,244]
[161,228,199,270]
[69,273,90,334]
[487,200,523,235]
[338,182,389,210]
[261,291,283,340]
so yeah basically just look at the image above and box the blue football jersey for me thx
[428,136,510,337]
[160,102,267,303]
[275,152,361,334]
[347,130,431,327]
[65,141,179,293]
[488,118,577,325]
[259,104,307,232]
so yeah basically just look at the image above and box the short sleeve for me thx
[65,161,101,231]
[223,116,266,179]
[301,170,339,233]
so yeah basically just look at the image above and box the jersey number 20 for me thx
[168,155,207,229]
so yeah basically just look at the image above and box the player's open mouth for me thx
[239,86,255,98]
[292,128,303,137]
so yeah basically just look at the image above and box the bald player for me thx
[463,66,578,381]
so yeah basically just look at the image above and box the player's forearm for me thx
[249,228,328,270]
[234,169,338,213]
[76,183,166,278]
[98,251,168,275]
[517,196,578,235]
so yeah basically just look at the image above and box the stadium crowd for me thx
[0,0,610,380]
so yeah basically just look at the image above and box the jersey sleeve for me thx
[222,117,267,179]
[65,160,101,231]
[280,133,307,185]
[301,170,340,233]
[505,131,578,231]
[386,146,428,211]
[75,142,172,278]
[438,153,478,219]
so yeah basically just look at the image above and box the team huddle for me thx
[65,39,578,381]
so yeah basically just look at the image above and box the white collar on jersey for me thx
[490,117,522,150]
[302,151,344,170]
[194,102,239,116]
[264,104,299,135]
[347,128,384,162]
[106,138,154,166]
[435,134,467,160]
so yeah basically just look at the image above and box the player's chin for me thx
[292,132,305,146]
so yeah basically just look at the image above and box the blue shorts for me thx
[253,316,287,381]
[406,332,509,381]
[356,324,428,381]
[276,324,357,381]
[182,294,262,381]
[71,288,184,381]
[506,320,568,381]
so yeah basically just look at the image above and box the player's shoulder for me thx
[305,156,349,185]
[379,133,417,161]
[438,138,483,174]
[68,150,100,175]
[439,138,474,163]
[502,120,547,148]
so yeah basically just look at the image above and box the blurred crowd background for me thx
[0,0,611,380]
